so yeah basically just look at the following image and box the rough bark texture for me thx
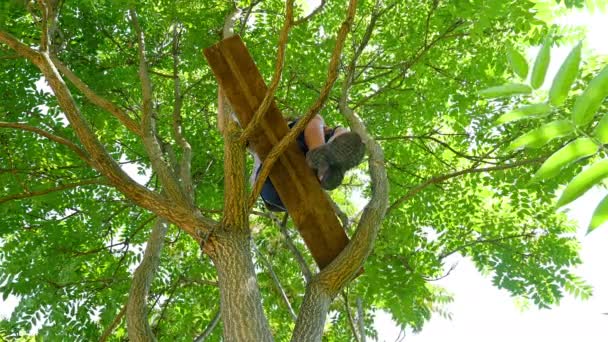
[127,219,168,342]
[209,233,273,342]
[290,282,332,342]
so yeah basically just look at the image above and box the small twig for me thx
[0,178,107,205]
[293,0,327,25]
[194,309,221,342]
[342,291,361,342]
[252,240,298,321]
[0,121,91,163]
[98,302,127,342]
[387,158,544,214]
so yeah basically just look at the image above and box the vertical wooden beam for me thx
[204,36,349,269]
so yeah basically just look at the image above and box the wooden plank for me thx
[204,35,349,269]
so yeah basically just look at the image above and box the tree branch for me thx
[99,302,127,342]
[129,8,190,208]
[170,23,194,200]
[194,309,221,342]
[342,292,361,342]
[249,0,358,209]
[50,56,142,136]
[127,218,168,342]
[0,121,91,163]
[240,0,294,143]
[0,179,107,205]
[0,29,216,239]
[387,158,544,215]
[294,0,326,25]
[252,241,297,321]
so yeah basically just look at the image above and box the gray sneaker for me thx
[306,132,365,190]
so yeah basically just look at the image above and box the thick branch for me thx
[170,24,194,199]
[50,56,142,136]
[249,0,358,209]
[0,121,91,163]
[239,0,294,143]
[0,29,216,238]
[129,9,190,208]
[127,218,168,342]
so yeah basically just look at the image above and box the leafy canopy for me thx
[0,0,596,340]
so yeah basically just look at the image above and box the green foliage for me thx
[549,42,582,106]
[482,36,608,232]
[532,137,598,181]
[495,103,552,124]
[572,65,608,126]
[531,38,552,89]
[0,0,592,340]
[507,46,529,80]
[589,194,608,232]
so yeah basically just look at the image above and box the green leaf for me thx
[531,38,551,89]
[507,46,529,79]
[593,113,608,144]
[572,65,608,126]
[479,83,532,99]
[589,194,608,233]
[557,159,608,207]
[531,137,598,181]
[549,42,582,106]
[507,120,574,151]
[496,103,552,124]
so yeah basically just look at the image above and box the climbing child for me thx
[218,90,365,212]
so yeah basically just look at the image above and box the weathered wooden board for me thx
[204,35,349,269]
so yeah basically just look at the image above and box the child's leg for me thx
[303,115,326,150]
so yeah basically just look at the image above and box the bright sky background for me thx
[374,6,608,342]
[1,2,607,342]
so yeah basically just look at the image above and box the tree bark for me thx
[209,233,273,342]
[127,218,168,342]
[290,281,332,342]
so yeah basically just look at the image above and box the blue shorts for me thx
[260,119,336,212]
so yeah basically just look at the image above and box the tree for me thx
[0,0,592,340]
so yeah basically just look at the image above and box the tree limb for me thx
[129,8,190,208]
[387,158,544,215]
[127,218,168,342]
[249,0,358,210]
[194,309,221,342]
[0,29,216,238]
[252,241,297,321]
[0,179,107,205]
[50,56,142,136]
[99,302,127,342]
[0,121,91,163]
[240,0,294,143]
[294,0,326,25]
[170,24,194,200]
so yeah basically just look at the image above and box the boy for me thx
[218,92,365,212]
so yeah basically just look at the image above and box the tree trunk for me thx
[127,218,168,342]
[290,281,332,342]
[210,233,274,342]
